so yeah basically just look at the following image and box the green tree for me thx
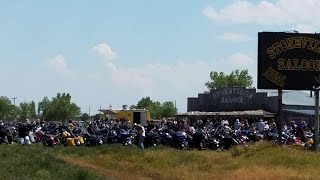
[150,101,163,119]
[129,105,136,110]
[8,105,21,121]
[19,102,32,120]
[30,101,37,118]
[38,93,81,121]
[205,69,253,92]
[0,97,16,120]
[162,101,177,118]
[135,97,178,119]
[19,101,37,120]
[93,113,101,120]
[80,113,90,121]
[38,97,51,118]
[136,97,153,110]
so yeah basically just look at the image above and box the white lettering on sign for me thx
[212,87,253,99]
[221,96,243,103]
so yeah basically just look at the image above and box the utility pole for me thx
[99,106,102,120]
[12,97,17,106]
[314,87,320,151]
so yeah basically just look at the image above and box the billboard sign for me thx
[258,32,320,90]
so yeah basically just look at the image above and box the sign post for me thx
[315,88,320,151]
[277,89,283,144]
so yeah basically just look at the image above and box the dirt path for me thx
[59,156,152,180]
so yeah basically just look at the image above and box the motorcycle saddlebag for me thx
[66,138,76,146]
[77,136,85,144]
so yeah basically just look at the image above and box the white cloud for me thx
[225,53,254,67]
[202,5,218,19]
[104,61,212,97]
[219,32,252,42]
[102,52,255,95]
[202,0,320,28]
[106,62,117,71]
[48,54,72,74]
[92,43,117,60]
[105,62,153,94]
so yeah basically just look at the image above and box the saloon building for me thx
[185,87,317,125]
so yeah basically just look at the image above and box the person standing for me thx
[256,119,265,133]
[146,120,155,133]
[187,122,195,135]
[160,118,168,129]
[234,119,241,130]
[137,124,145,150]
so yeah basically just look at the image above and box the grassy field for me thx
[0,144,105,180]
[2,143,320,180]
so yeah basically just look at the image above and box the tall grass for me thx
[0,144,105,180]
[3,143,320,179]
[57,143,320,180]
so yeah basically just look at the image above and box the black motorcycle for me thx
[145,130,161,148]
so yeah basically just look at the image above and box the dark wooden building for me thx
[187,87,318,125]
[188,87,277,113]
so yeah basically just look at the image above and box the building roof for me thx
[99,109,117,114]
[283,109,316,116]
[177,110,275,117]
[257,89,315,106]
[99,109,149,114]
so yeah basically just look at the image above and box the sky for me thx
[1,0,319,114]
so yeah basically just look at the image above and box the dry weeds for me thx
[59,142,320,180]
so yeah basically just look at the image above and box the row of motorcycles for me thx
[142,123,315,150]
[0,121,315,150]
